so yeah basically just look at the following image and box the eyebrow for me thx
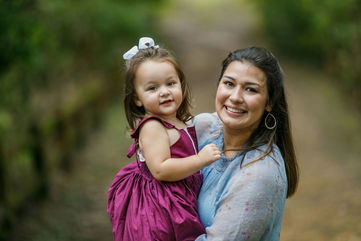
[144,82,157,86]
[223,75,236,81]
[222,75,261,86]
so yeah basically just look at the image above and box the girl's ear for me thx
[134,95,143,107]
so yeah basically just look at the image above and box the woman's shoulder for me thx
[241,144,286,178]
[188,112,219,126]
[226,145,287,195]
[197,113,222,132]
[244,144,283,163]
[188,113,223,146]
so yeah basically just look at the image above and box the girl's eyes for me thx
[146,81,177,91]
[146,86,157,91]
[223,80,234,87]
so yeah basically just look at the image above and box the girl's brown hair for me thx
[124,47,192,129]
[219,47,299,198]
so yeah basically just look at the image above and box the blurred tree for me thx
[254,0,361,103]
[0,0,165,238]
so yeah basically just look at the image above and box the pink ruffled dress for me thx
[107,116,204,241]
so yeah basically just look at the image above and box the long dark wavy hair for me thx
[219,46,299,198]
[123,47,193,130]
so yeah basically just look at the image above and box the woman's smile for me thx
[225,105,247,115]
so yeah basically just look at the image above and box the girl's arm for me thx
[139,119,220,181]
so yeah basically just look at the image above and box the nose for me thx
[159,85,170,97]
[229,86,244,104]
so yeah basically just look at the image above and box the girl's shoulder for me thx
[127,116,171,158]
[130,116,175,139]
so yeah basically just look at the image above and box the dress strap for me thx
[130,116,175,139]
[127,116,176,158]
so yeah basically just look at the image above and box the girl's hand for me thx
[198,144,221,165]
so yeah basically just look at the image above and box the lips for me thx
[160,99,173,105]
[225,106,247,114]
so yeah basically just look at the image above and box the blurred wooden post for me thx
[29,121,49,198]
[0,140,10,241]
[55,112,72,173]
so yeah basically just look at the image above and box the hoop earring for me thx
[265,112,277,130]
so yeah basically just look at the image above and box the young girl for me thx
[107,37,221,241]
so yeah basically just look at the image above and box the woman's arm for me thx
[139,120,220,181]
[196,155,287,241]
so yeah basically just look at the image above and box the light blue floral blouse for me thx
[192,113,288,241]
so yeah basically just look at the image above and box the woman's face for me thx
[216,61,270,134]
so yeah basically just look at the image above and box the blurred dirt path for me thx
[159,1,361,240]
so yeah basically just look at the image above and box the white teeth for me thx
[226,106,244,113]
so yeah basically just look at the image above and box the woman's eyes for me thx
[222,81,259,93]
[245,87,258,93]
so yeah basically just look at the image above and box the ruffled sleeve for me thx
[191,113,223,149]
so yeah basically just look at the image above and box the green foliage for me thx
[254,0,361,99]
[0,0,164,138]
[256,1,318,61]
[0,0,165,234]
[0,0,164,166]
[0,0,163,101]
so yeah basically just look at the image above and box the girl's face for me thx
[216,61,271,134]
[134,60,183,120]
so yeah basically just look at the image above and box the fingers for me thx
[198,144,222,164]
[214,150,221,160]
[206,144,221,160]
[206,143,218,150]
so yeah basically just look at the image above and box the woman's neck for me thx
[222,126,252,157]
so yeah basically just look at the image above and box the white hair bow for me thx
[122,37,159,60]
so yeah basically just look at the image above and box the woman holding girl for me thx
[192,46,299,241]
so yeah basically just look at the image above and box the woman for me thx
[193,46,299,241]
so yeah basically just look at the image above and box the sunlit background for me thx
[1,0,360,240]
